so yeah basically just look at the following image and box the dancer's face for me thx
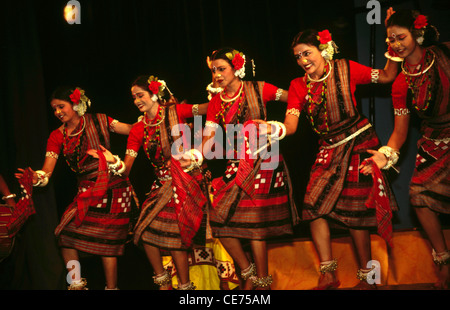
[51,99,78,123]
[211,59,238,89]
[293,43,325,77]
[386,25,418,59]
[131,85,156,113]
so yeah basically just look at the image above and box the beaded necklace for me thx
[306,63,330,135]
[143,107,166,168]
[403,50,435,112]
[215,85,246,159]
[63,116,86,173]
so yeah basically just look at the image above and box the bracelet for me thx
[109,119,119,132]
[192,104,199,116]
[378,146,400,170]
[267,121,286,140]
[286,108,300,118]
[384,51,403,62]
[183,149,204,172]
[108,155,126,176]
[34,170,49,187]
[2,194,16,201]
[394,108,410,116]
[371,69,380,84]
[275,88,283,101]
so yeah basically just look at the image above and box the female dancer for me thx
[364,9,449,289]
[94,75,209,290]
[16,86,133,290]
[202,47,299,290]
[260,29,399,289]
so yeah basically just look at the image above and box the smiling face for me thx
[211,58,239,89]
[386,25,419,59]
[131,85,156,114]
[51,99,78,123]
[293,43,326,79]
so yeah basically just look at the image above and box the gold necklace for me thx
[220,81,244,102]
[307,60,332,83]
[68,116,85,137]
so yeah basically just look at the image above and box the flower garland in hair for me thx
[70,87,91,116]
[413,14,428,45]
[317,30,339,61]
[147,75,167,102]
[226,50,246,79]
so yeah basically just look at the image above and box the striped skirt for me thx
[209,156,299,240]
[56,178,133,256]
[303,125,398,228]
[133,169,206,251]
[410,134,450,213]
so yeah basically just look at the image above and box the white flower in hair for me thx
[317,30,338,61]
[226,50,246,79]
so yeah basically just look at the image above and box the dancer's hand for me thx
[385,7,395,27]
[15,168,38,184]
[359,150,387,175]
[252,119,272,136]
[87,145,115,163]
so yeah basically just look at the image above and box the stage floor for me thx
[74,229,449,290]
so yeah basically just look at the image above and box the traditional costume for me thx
[391,42,450,214]
[46,113,135,256]
[286,59,398,245]
[205,80,299,240]
[127,103,206,250]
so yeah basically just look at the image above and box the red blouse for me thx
[286,60,374,113]
[206,82,280,124]
[392,62,450,114]
[46,116,116,154]
[126,104,193,153]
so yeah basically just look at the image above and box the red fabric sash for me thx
[170,157,206,247]
[74,150,110,226]
[365,159,393,247]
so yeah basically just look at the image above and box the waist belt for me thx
[321,124,372,149]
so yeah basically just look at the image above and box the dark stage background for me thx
[0,0,449,289]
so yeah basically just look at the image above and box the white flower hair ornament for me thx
[413,14,428,46]
[70,87,91,116]
[226,50,246,79]
[317,30,339,61]
[147,75,168,102]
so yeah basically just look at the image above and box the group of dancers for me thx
[6,7,449,290]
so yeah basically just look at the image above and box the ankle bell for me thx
[319,259,338,274]
[432,249,450,265]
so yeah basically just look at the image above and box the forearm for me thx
[377,59,399,84]
[112,121,133,135]
[386,115,410,151]
[283,114,300,136]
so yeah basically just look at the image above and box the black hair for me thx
[209,47,254,79]
[291,29,321,50]
[210,47,237,68]
[131,75,171,102]
[49,85,77,104]
[386,9,440,47]
[131,75,150,92]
